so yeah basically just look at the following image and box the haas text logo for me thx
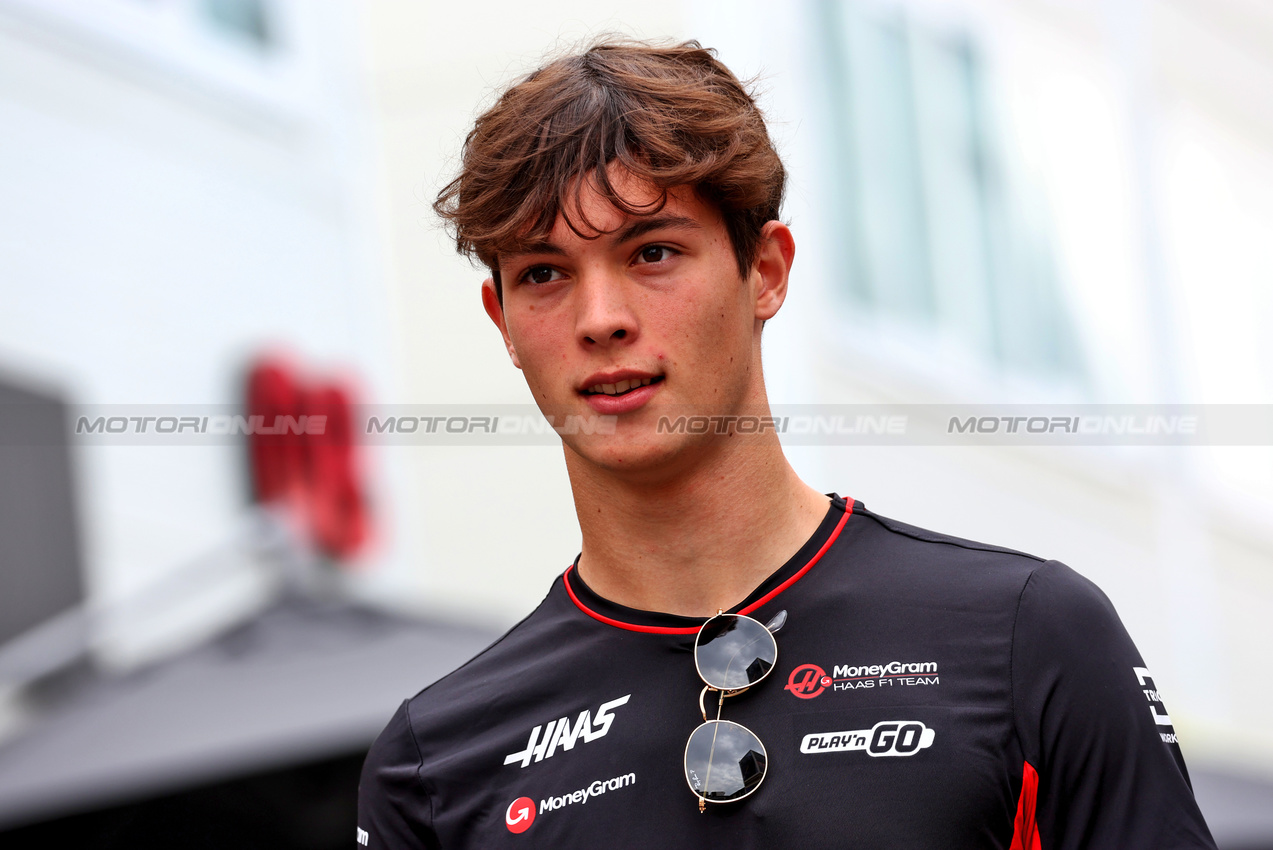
[504,694,631,768]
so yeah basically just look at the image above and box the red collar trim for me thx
[562,499,854,634]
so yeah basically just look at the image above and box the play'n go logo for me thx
[801,721,936,756]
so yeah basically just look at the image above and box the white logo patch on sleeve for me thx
[1134,667,1179,744]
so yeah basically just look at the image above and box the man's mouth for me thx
[581,376,664,396]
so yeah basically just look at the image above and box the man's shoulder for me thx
[403,576,575,708]
[849,500,1048,580]
[389,571,620,758]
[843,500,1116,634]
[359,580,579,795]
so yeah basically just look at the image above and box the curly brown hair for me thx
[433,38,787,301]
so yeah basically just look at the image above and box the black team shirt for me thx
[358,496,1217,848]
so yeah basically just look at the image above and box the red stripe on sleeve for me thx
[1010,761,1042,850]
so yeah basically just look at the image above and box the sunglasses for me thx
[684,609,787,812]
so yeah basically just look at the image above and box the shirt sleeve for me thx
[1011,560,1217,850]
[357,700,439,850]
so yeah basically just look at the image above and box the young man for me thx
[358,40,1216,848]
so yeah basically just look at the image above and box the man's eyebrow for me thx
[505,241,567,260]
[612,215,703,245]
[502,215,703,263]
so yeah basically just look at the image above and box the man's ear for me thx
[752,221,795,322]
[481,278,522,370]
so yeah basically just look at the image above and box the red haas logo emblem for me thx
[786,664,830,699]
[506,797,535,833]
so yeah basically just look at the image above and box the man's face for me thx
[483,169,792,480]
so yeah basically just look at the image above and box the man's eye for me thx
[637,245,673,264]
[523,266,562,285]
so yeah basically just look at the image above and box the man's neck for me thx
[566,435,830,618]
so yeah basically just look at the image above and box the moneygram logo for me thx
[785,664,831,699]
[505,797,535,834]
[833,660,937,678]
[504,773,637,835]
[504,694,631,768]
[786,660,940,699]
[800,721,936,756]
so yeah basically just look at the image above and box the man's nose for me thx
[574,272,637,347]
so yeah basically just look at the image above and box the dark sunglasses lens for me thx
[684,720,767,803]
[695,614,776,691]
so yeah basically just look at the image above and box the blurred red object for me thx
[245,360,305,505]
[245,357,371,561]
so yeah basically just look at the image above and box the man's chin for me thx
[562,434,695,482]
